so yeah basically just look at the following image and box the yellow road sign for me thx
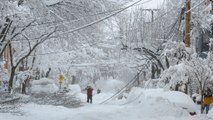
[58,74,64,81]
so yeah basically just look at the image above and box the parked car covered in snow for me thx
[31,78,59,94]
[192,93,201,104]
[161,91,198,115]
[126,88,198,116]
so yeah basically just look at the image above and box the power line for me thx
[185,0,205,14]
[49,0,153,38]
[15,8,122,28]
[2,0,203,39]
[1,0,153,43]
[23,0,154,57]
[99,67,144,104]
[15,0,185,57]
[2,0,153,29]
[30,0,153,30]
[28,41,99,56]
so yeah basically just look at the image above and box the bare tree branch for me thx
[0,20,35,56]
[10,20,36,41]
[142,47,165,70]
[21,34,31,49]
[15,27,57,68]
[0,21,12,42]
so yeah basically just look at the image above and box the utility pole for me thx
[151,10,154,22]
[140,9,159,22]
[185,0,191,47]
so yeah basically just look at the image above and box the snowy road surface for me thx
[0,89,212,120]
[0,102,210,120]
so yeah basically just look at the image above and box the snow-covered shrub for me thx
[159,62,188,90]
[13,71,31,88]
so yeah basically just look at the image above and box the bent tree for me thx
[7,27,57,92]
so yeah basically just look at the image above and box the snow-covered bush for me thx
[159,62,188,90]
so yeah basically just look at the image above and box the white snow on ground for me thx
[1,86,213,120]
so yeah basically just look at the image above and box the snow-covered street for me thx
[1,88,212,120]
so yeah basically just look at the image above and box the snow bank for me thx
[161,91,197,112]
[126,87,145,104]
[31,78,59,94]
[125,88,197,113]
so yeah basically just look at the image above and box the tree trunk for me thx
[200,82,204,114]
[22,82,26,94]
[45,68,51,78]
[136,72,140,86]
[165,56,170,68]
[151,64,155,79]
[8,67,16,93]
[185,83,188,94]
[175,83,180,91]
[71,76,76,84]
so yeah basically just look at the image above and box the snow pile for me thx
[96,79,125,93]
[161,91,197,113]
[31,78,59,94]
[125,88,198,113]
[126,87,145,104]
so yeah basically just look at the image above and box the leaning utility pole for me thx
[185,0,191,47]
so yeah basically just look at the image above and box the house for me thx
[195,0,213,57]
